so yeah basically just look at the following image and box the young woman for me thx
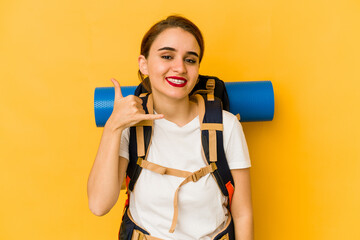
[87,15,253,240]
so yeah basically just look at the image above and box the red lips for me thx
[165,76,187,87]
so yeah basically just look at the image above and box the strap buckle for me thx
[206,79,215,90]
[210,162,217,172]
[132,229,145,240]
[192,168,204,182]
[136,157,143,166]
[191,163,217,182]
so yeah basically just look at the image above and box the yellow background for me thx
[1,0,359,239]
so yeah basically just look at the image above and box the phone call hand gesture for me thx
[106,78,164,133]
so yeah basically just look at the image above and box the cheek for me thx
[189,66,199,77]
[148,62,169,76]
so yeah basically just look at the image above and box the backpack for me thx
[120,74,236,239]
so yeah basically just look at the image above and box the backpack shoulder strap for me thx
[128,79,235,206]
[127,93,154,191]
[191,75,230,111]
[193,92,235,207]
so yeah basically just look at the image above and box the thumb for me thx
[111,78,123,99]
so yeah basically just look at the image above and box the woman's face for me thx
[139,27,200,101]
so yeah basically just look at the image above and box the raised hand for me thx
[106,78,164,132]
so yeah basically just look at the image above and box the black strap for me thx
[127,94,152,191]
[199,94,234,197]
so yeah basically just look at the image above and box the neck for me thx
[152,94,197,127]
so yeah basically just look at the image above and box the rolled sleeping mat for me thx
[94,81,274,127]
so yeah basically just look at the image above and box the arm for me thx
[231,168,254,240]
[87,79,163,216]
[87,124,127,216]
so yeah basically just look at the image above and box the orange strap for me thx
[225,181,235,208]
[208,130,217,162]
[220,233,230,240]
[200,123,223,131]
[131,229,164,240]
[206,79,215,101]
[134,120,153,127]
[136,126,145,157]
[137,159,217,233]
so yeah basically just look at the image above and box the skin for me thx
[138,27,201,126]
[231,168,254,240]
[87,27,253,240]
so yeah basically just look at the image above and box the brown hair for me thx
[138,15,204,91]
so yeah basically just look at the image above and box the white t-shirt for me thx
[119,110,251,240]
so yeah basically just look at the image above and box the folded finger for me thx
[144,113,164,120]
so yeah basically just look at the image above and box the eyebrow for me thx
[158,47,199,58]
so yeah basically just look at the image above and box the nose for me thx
[171,58,187,74]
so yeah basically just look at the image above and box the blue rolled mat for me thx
[94,81,274,127]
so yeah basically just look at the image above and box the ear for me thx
[138,55,149,75]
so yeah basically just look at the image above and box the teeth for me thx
[167,78,185,84]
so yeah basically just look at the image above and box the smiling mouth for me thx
[165,77,187,87]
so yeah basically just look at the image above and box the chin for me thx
[164,89,191,100]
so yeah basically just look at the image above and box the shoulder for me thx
[222,110,241,129]
[221,110,251,169]
[121,127,130,140]
[119,127,131,160]
[222,110,243,145]
[222,110,245,139]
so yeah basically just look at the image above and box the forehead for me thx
[150,27,200,53]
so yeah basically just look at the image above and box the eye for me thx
[161,55,173,60]
[185,58,197,64]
